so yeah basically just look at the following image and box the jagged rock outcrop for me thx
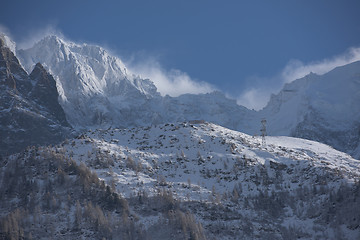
[0,36,72,157]
[29,63,70,126]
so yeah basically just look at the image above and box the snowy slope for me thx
[260,62,360,159]
[56,121,360,239]
[61,121,359,199]
[2,120,359,239]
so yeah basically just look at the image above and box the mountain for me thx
[16,35,255,130]
[0,35,72,156]
[17,35,160,128]
[2,122,359,239]
[259,62,360,159]
[2,32,360,238]
[15,35,360,159]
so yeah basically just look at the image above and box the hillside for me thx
[61,121,360,239]
[2,122,358,239]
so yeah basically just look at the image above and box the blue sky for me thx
[1,0,360,109]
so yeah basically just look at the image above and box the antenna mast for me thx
[260,118,267,146]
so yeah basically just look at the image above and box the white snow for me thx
[0,33,17,56]
[17,35,160,127]
[57,122,360,202]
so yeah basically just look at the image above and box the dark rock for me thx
[0,38,72,157]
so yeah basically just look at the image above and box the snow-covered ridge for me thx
[259,61,360,159]
[262,61,360,135]
[61,122,359,199]
[55,121,360,239]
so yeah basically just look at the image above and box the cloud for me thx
[0,24,12,38]
[0,24,17,54]
[236,88,273,111]
[0,24,65,51]
[236,76,281,111]
[281,47,360,83]
[126,56,215,97]
[237,46,360,110]
[16,24,64,50]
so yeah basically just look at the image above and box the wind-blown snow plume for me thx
[127,56,215,97]
[0,24,10,36]
[237,47,360,110]
[236,87,274,111]
[0,25,16,54]
[281,47,360,83]
[16,25,64,50]
[236,75,281,111]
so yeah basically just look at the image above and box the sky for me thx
[1,0,360,110]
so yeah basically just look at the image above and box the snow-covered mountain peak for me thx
[18,35,158,96]
[0,33,16,56]
[17,35,160,127]
[263,61,360,128]
[16,35,255,130]
[259,61,360,159]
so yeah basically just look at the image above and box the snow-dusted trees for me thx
[0,208,25,240]
[165,210,206,240]
[0,147,134,239]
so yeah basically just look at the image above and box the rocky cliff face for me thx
[29,63,70,127]
[0,36,72,157]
